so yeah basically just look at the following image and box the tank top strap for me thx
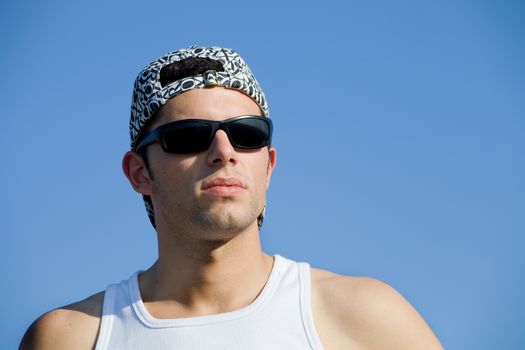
[298,261,325,350]
[95,282,117,350]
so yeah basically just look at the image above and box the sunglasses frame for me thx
[134,115,273,154]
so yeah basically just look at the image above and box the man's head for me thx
[123,46,275,234]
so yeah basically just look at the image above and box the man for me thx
[21,46,443,349]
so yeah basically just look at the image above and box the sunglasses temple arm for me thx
[134,130,161,152]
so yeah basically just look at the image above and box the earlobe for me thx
[122,151,153,195]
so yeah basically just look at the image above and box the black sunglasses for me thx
[135,115,273,154]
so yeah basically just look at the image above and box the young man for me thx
[21,46,443,349]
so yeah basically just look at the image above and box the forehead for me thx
[149,87,263,130]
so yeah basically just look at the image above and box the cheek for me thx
[250,158,271,191]
[151,157,199,192]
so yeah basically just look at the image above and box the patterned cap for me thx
[129,45,269,151]
[128,46,269,228]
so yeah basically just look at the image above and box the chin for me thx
[191,209,257,236]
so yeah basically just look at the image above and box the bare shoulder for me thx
[310,268,443,350]
[20,291,105,350]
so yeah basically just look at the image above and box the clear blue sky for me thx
[2,1,524,348]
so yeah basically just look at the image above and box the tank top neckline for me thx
[128,254,287,328]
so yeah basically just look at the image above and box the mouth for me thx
[201,177,247,196]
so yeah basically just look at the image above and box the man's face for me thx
[143,87,276,239]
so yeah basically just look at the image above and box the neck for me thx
[139,222,273,317]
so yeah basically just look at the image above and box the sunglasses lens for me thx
[162,122,212,153]
[229,118,271,148]
[146,117,271,154]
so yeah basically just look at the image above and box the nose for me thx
[205,129,237,167]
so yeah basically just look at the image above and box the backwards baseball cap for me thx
[128,45,269,227]
[129,45,269,151]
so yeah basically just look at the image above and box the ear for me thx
[265,147,277,189]
[122,151,153,196]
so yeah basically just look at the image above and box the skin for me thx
[20,87,443,350]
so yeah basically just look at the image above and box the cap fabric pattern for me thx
[129,45,269,151]
[128,45,269,228]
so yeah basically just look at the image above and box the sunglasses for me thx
[135,115,273,154]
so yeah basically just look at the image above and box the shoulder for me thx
[310,268,443,350]
[19,291,105,350]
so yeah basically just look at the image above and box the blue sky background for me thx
[2,0,524,348]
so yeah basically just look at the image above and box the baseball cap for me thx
[129,45,269,151]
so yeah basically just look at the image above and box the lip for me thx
[201,177,246,196]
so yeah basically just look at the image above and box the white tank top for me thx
[95,255,324,349]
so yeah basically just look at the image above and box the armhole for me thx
[94,284,116,350]
[298,262,325,350]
